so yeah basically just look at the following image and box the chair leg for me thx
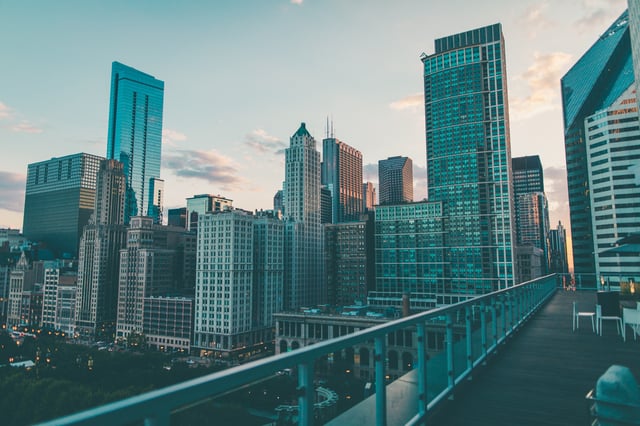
[590,316,595,333]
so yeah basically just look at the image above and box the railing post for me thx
[480,301,487,362]
[491,298,498,350]
[298,362,314,426]
[417,323,428,417]
[375,336,387,426]
[501,296,507,341]
[465,305,472,374]
[446,312,454,393]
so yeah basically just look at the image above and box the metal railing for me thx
[37,275,557,426]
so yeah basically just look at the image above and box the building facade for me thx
[378,156,413,205]
[585,84,640,286]
[322,137,364,223]
[561,11,632,281]
[549,221,570,274]
[421,23,516,294]
[107,61,164,224]
[186,194,233,232]
[283,123,324,309]
[23,153,103,257]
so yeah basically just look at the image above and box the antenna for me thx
[326,116,330,139]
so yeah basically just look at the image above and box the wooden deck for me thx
[429,290,640,426]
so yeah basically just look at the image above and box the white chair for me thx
[573,301,596,332]
[623,307,640,342]
[596,304,623,338]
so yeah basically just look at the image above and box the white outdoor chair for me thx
[623,307,640,342]
[573,301,596,332]
[596,304,623,338]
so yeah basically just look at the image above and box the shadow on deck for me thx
[429,290,640,426]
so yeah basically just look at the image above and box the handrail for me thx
[37,274,557,426]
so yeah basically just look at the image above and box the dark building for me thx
[168,207,187,228]
[23,153,104,258]
[378,156,413,205]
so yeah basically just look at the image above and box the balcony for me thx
[36,275,640,426]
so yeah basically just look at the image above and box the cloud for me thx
[510,51,573,120]
[390,93,424,112]
[162,128,187,147]
[544,166,570,225]
[244,129,287,155]
[291,0,303,4]
[519,2,554,38]
[574,0,626,33]
[0,171,26,212]
[363,163,378,182]
[163,149,248,190]
[10,120,43,134]
[0,102,12,120]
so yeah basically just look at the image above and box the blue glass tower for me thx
[561,11,632,282]
[107,61,164,224]
[421,23,515,294]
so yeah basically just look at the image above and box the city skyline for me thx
[0,0,627,243]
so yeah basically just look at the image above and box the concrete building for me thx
[283,123,324,309]
[186,194,233,232]
[363,182,376,212]
[143,296,193,352]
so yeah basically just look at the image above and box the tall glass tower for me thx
[107,61,164,224]
[421,23,515,294]
[561,11,631,282]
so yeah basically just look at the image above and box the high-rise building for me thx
[512,156,550,273]
[273,190,284,216]
[363,182,376,211]
[585,84,640,285]
[107,61,164,224]
[325,216,375,307]
[378,156,413,205]
[167,207,187,228]
[629,0,640,110]
[148,178,165,225]
[561,11,631,281]
[421,23,516,293]
[185,194,233,232]
[115,217,177,341]
[41,259,76,334]
[23,153,103,257]
[75,160,127,339]
[549,221,569,274]
[368,202,447,310]
[283,123,324,309]
[322,137,364,223]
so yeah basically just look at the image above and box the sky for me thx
[0,0,629,239]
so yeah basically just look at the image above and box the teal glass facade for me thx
[107,61,164,224]
[560,11,632,281]
[422,23,515,294]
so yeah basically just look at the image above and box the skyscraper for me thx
[549,221,569,274]
[561,11,631,281]
[512,156,550,272]
[283,123,324,309]
[585,84,640,285]
[185,194,233,231]
[107,61,164,224]
[378,156,413,205]
[75,160,127,339]
[23,153,103,257]
[363,182,376,211]
[322,136,364,223]
[421,23,516,293]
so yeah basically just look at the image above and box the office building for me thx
[585,84,640,285]
[115,217,183,342]
[512,156,550,272]
[378,156,413,205]
[322,137,364,223]
[185,194,233,231]
[143,296,193,352]
[549,221,569,274]
[363,182,376,212]
[75,160,127,339]
[7,252,44,328]
[273,190,284,216]
[283,123,324,309]
[41,260,76,335]
[23,153,103,257]
[107,61,164,224]
[325,216,375,307]
[561,11,632,280]
[368,202,447,310]
[168,207,187,228]
[629,0,640,110]
[421,23,516,294]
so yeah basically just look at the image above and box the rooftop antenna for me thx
[330,115,335,138]
[325,116,330,139]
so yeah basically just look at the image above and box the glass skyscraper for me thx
[561,11,632,282]
[321,136,364,223]
[378,156,413,205]
[421,23,515,294]
[107,61,164,224]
